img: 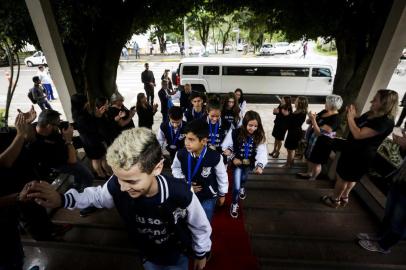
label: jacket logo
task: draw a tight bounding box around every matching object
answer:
[173,208,187,224]
[201,167,211,178]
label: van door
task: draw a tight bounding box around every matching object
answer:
[202,65,221,92]
[306,67,333,96]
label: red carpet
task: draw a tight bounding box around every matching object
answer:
[204,169,260,270]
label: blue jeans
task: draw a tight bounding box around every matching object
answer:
[200,197,217,222]
[56,162,94,191]
[232,166,250,204]
[37,100,52,111]
[143,254,188,270]
[378,186,406,250]
[42,83,55,100]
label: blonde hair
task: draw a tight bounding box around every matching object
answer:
[372,89,399,119]
[106,128,162,173]
[295,96,309,114]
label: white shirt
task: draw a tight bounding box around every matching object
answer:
[37,69,52,84]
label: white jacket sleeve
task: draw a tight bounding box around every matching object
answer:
[63,181,115,210]
[156,128,166,148]
[215,156,228,196]
[221,129,234,152]
[171,153,185,179]
[187,193,212,258]
[255,143,268,168]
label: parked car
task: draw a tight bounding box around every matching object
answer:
[259,43,272,55]
[237,43,247,51]
[24,51,47,67]
[268,42,293,55]
[290,42,302,53]
[166,43,180,54]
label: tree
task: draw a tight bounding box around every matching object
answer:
[49,0,201,105]
[218,13,237,54]
[187,7,220,48]
[0,0,37,127]
[237,0,394,106]
[150,17,184,53]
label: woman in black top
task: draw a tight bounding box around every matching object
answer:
[136,93,158,129]
[322,89,398,208]
[270,96,292,158]
[222,92,241,129]
[297,94,342,180]
[283,96,309,167]
[107,93,135,134]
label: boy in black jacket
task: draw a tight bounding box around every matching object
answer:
[157,106,186,161]
[171,120,228,222]
[28,128,211,270]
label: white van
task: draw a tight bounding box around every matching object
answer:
[175,58,334,96]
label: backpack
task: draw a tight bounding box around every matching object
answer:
[28,88,37,104]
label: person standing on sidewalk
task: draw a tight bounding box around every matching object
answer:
[37,65,56,101]
[30,76,52,111]
[141,63,156,105]
[133,41,140,59]
[395,92,406,127]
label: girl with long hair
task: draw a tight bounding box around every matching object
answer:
[270,96,292,158]
[222,110,268,218]
[222,92,241,129]
[283,96,309,167]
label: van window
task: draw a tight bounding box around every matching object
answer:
[182,66,199,75]
[203,66,219,75]
[222,66,309,77]
[312,68,331,77]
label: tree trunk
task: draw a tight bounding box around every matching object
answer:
[3,41,20,127]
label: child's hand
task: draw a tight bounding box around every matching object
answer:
[217,196,225,206]
[193,257,207,270]
[223,149,232,156]
[254,166,263,175]
[192,182,202,193]
[233,158,242,166]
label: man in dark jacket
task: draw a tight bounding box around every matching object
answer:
[141,63,156,105]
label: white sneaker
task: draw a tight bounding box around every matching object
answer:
[358,240,390,254]
[356,233,380,241]
[230,203,239,218]
[239,188,246,200]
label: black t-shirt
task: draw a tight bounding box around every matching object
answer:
[346,113,394,154]
[25,126,69,177]
[316,110,339,131]
[137,104,155,129]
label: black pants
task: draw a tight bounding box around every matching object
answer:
[144,87,154,106]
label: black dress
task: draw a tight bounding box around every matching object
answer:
[336,113,394,182]
[305,110,339,164]
[284,112,306,150]
[137,104,155,129]
[272,105,292,141]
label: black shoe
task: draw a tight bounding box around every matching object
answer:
[80,206,97,217]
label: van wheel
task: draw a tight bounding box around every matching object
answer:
[286,50,291,55]
[26,61,33,67]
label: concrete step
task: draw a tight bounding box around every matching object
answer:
[23,243,142,270]
[244,207,377,238]
[250,234,406,267]
[246,177,333,189]
[242,188,365,212]
[51,208,125,230]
